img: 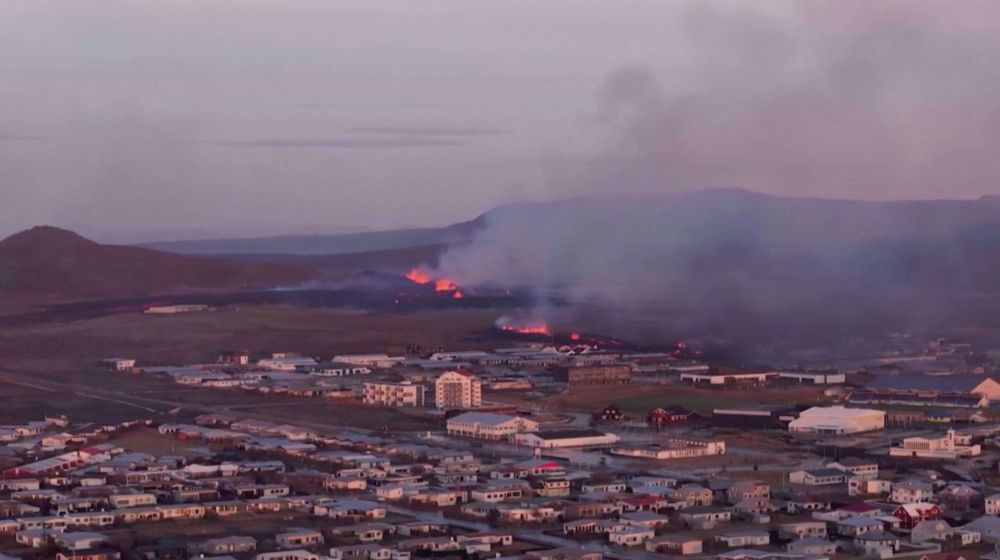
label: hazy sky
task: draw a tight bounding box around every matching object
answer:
[2,1,1000,242]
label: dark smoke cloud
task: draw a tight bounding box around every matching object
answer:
[547,2,1000,201]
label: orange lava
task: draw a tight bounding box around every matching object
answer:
[500,323,552,336]
[434,278,458,292]
[405,268,432,284]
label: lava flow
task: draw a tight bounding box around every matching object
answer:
[405,268,432,285]
[495,316,552,336]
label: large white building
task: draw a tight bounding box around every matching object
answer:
[889,429,981,459]
[512,430,620,449]
[434,370,482,410]
[446,412,539,440]
[332,354,404,369]
[788,406,885,434]
[362,381,425,407]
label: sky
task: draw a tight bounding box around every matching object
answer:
[2,1,1000,242]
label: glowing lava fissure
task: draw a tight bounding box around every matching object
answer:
[495,316,552,336]
[405,268,432,285]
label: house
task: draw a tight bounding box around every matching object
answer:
[680,506,732,529]
[98,358,135,372]
[446,412,539,440]
[892,479,934,504]
[912,520,955,544]
[595,405,623,423]
[788,406,886,434]
[309,362,372,377]
[854,530,900,556]
[513,430,619,449]
[716,531,770,548]
[827,457,879,479]
[894,502,942,529]
[276,528,325,549]
[728,481,770,504]
[987,494,1000,515]
[256,551,320,560]
[836,516,883,536]
[646,535,703,555]
[670,485,713,507]
[525,548,603,560]
[788,468,848,486]
[196,536,258,555]
[646,406,699,427]
[964,516,1000,543]
[434,370,482,409]
[55,549,121,560]
[937,484,982,513]
[786,537,836,556]
[55,532,109,552]
[608,527,654,547]
[778,521,828,540]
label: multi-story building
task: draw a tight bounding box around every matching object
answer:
[434,370,482,410]
[363,381,425,407]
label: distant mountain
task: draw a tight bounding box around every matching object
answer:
[142,217,484,256]
[433,188,1000,343]
[0,226,311,299]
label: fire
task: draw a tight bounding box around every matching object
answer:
[405,268,432,285]
[434,278,458,292]
[452,290,464,299]
[569,332,581,341]
[501,323,551,336]
[496,316,551,336]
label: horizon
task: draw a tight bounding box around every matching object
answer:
[6,186,1000,245]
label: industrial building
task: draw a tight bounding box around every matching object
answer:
[889,429,982,459]
[787,406,885,434]
[555,365,632,387]
[512,430,619,449]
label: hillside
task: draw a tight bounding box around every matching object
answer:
[0,226,312,299]
[142,216,484,256]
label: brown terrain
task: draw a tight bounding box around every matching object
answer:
[0,226,312,299]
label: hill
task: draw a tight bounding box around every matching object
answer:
[141,216,484,256]
[433,189,1000,343]
[0,226,312,299]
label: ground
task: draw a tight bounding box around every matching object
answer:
[0,304,506,427]
[545,382,831,415]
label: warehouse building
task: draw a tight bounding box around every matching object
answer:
[788,406,885,434]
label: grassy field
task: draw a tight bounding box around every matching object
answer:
[0,304,505,370]
[548,382,831,415]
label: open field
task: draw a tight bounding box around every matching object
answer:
[0,304,506,370]
[547,382,832,415]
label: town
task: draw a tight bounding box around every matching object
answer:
[3,333,1000,560]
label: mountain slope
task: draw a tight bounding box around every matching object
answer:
[0,226,312,298]
[142,216,484,256]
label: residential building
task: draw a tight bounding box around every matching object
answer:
[363,382,425,407]
[434,370,482,410]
